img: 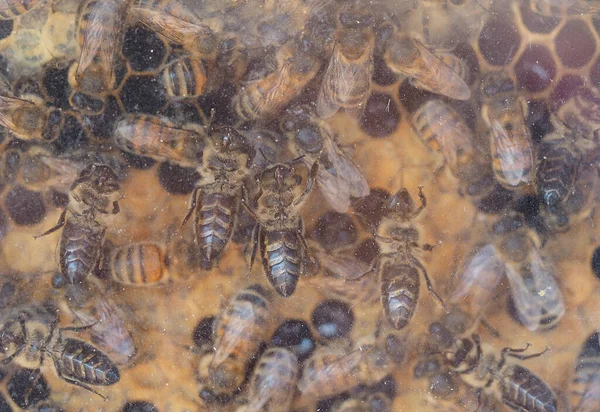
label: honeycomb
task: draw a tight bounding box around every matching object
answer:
[0,0,597,411]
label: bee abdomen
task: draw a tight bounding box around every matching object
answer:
[381,263,420,330]
[0,0,41,19]
[58,338,120,386]
[60,219,105,284]
[537,142,577,208]
[110,243,166,285]
[501,365,557,412]
[161,56,207,98]
[195,192,238,268]
[262,230,301,298]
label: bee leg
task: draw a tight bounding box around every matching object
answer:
[410,186,427,219]
[60,322,99,333]
[246,225,260,277]
[297,218,315,268]
[240,192,260,222]
[33,209,67,239]
[410,256,448,313]
[344,257,379,281]
[111,200,120,214]
[293,158,319,206]
[58,374,107,400]
[181,186,201,229]
[422,240,442,251]
[500,343,549,363]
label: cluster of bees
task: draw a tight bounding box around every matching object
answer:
[0,0,598,410]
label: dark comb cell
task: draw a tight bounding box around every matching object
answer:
[372,55,398,86]
[159,101,205,126]
[120,75,167,114]
[429,372,457,399]
[81,96,122,140]
[51,114,88,155]
[42,60,71,109]
[520,3,561,33]
[478,18,521,66]
[397,80,437,113]
[352,188,391,229]
[354,238,379,264]
[359,93,400,137]
[452,43,479,85]
[123,26,167,73]
[0,393,10,412]
[122,401,158,412]
[312,299,354,340]
[550,75,584,111]
[5,186,46,226]
[312,212,357,251]
[192,316,216,352]
[198,83,237,125]
[591,246,600,280]
[514,44,556,92]
[590,56,600,88]
[13,77,42,97]
[527,100,553,144]
[593,17,600,36]
[385,333,406,365]
[0,19,13,40]
[271,319,315,362]
[555,20,596,69]
[7,369,50,408]
[157,162,199,195]
[121,151,156,170]
[473,184,514,215]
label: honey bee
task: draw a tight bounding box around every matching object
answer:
[233,40,321,122]
[491,213,565,331]
[571,332,600,412]
[344,187,446,330]
[297,337,393,400]
[316,8,374,119]
[384,33,470,100]
[114,115,205,167]
[0,0,43,19]
[129,0,218,56]
[331,392,393,412]
[280,104,369,213]
[480,72,535,189]
[431,326,557,412]
[63,280,136,365]
[67,61,111,115]
[237,347,298,412]
[0,305,120,398]
[75,0,131,86]
[109,242,168,286]
[243,159,319,298]
[35,164,122,285]
[530,0,600,16]
[160,55,208,99]
[412,100,478,181]
[0,93,64,142]
[555,86,600,143]
[203,284,274,400]
[411,51,472,95]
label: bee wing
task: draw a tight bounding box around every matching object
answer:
[253,63,293,119]
[529,250,565,320]
[504,263,541,331]
[316,250,372,281]
[316,47,343,119]
[575,368,600,412]
[212,304,260,367]
[0,95,35,132]
[317,135,369,213]
[410,41,471,100]
[129,7,209,45]
[490,120,534,186]
[448,244,505,307]
[38,155,85,192]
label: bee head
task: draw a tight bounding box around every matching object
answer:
[387,188,415,220]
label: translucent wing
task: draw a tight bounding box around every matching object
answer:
[504,263,541,331]
[212,303,259,367]
[490,120,535,186]
[0,95,35,132]
[129,7,211,45]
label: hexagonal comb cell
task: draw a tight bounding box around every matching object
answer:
[555,19,596,68]
[478,16,521,66]
[514,44,556,92]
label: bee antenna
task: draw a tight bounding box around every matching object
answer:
[290,154,306,165]
[258,148,271,163]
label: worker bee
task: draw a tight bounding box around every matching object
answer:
[492,213,565,331]
[129,0,218,56]
[432,326,557,412]
[480,72,535,189]
[0,93,64,142]
[412,99,478,181]
[571,332,600,412]
[202,284,274,401]
[280,104,369,213]
[75,0,131,86]
[297,337,393,400]
[331,392,393,412]
[0,0,43,19]
[109,242,168,286]
[63,280,136,365]
[243,158,319,298]
[160,55,208,99]
[114,114,205,167]
[233,40,321,122]
[384,33,471,100]
[344,187,446,330]
[0,305,120,398]
[316,7,374,119]
[529,0,600,16]
[237,347,298,412]
[411,51,472,94]
[35,164,122,285]
[555,86,600,143]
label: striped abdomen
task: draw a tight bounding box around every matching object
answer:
[537,138,577,208]
[110,243,166,285]
[380,263,420,330]
[194,191,239,269]
[59,216,105,284]
[0,0,41,19]
[500,365,557,412]
[298,349,363,399]
[261,230,302,298]
[161,56,207,98]
[56,338,120,386]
